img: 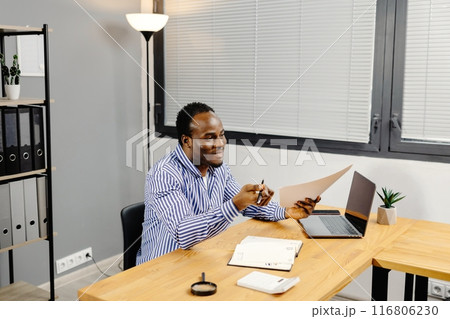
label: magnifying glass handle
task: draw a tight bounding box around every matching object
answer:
[202,272,205,282]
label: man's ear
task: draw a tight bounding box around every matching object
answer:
[182,135,191,148]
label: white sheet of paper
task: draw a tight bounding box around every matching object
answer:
[240,236,303,255]
[279,165,352,207]
[17,35,45,76]
[230,242,297,264]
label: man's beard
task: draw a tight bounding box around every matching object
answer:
[208,161,223,168]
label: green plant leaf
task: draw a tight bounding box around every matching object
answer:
[377,187,405,208]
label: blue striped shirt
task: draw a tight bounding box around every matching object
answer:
[136,144,286,264]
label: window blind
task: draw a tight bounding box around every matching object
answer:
[163,0,376,143]
[402,0,450,143]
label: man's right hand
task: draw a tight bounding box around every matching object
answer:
[232,184,274,211]
[285,196,321,219]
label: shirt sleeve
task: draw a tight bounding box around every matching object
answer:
[241,202,286,221]
[148,169,240,250]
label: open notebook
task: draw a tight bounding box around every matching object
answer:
[227,236,303,271]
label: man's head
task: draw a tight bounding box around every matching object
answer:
[176,102,227,171]
[176,102,215,145]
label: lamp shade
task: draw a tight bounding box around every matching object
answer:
[126,13,169,32]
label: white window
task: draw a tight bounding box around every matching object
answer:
[401,0,450,143]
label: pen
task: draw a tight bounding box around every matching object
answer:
[256,179,264,204]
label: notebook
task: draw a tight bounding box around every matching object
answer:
[227,236,303,271]
[299,171,376,238]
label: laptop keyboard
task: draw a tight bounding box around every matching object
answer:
[320,216,360,235]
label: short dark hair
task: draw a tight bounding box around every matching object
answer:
[176,102,215,145]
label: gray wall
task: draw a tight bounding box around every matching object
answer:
[1,0,145,286]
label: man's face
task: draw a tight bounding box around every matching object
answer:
[189,111,227,168]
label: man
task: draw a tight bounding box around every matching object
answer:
[136,102,319,264]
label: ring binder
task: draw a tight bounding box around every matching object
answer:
[30,106,45,170]
[24,177,40,241]
[18,107,33,173]
[9,180,26,245]
[0,108,6,176]
[36,175,48,238]
[0,183,13,248]
[2,108,21,175]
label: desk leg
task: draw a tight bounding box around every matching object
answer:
[415,275,428,301]
[404,273,414,301]
[372,266,390,301]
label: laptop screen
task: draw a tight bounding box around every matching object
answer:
[344,171,376,235]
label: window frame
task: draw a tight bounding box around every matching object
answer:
[153,0,450,164]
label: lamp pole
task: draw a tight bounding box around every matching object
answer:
[126,13,168,172]
[141,31,154,171]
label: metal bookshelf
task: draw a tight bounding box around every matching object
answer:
[0,24,55,301]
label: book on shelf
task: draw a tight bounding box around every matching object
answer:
[227,235,303,271]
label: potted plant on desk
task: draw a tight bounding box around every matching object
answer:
[377,187,405,225]
[0,53,21,100]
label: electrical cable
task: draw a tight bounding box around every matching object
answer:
[86,253,113,278]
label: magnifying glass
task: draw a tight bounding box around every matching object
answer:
[191,272,217,296]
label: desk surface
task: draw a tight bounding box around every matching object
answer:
[373,220,450,281]
[79,207,416,301]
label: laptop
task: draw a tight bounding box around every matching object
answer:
[299,171,376,238]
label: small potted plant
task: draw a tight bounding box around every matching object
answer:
[0,53,21,100]
[377,187,405,225]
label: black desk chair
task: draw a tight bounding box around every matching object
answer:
[120,202,145,270]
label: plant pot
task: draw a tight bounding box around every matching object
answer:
[5,84,20,100]
[377,206,397,225]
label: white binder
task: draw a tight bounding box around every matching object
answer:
[9,180,26,245]
[0,183,13,248]
[36,176,48,237]
[23,177,40,241]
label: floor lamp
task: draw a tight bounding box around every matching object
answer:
[126,13,168,171]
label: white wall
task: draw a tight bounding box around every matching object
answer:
[226,145,450,224]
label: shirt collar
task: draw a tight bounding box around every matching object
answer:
[174,144,217,178]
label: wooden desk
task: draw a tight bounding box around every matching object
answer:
[78,208,415,301]
[372,220,450,301]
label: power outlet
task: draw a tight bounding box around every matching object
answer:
[55,258,67,274]
[79,247,93,264]
[56,247,93,274]
[428,279,450,300]
[430,282,444,298]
